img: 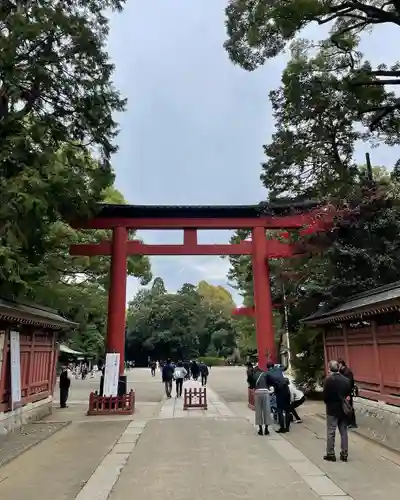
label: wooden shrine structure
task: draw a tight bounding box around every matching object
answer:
[70,201,339,396]
[0,298,76,433]
[304,281,400,406]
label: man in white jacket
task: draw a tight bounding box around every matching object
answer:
[173,361,187,397]
[289,381,305,423]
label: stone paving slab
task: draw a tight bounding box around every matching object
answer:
[109,417,320,500]
[0,420,128,500]
[74,420,148,500]
[0,421,69,468]
[283,414,400,500]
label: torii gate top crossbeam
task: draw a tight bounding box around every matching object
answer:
[73,201,322,230]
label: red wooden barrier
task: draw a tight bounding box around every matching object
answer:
[183,387,207,410]
[325,323,400,406]
[87,390,135,416]
[248,388,255,410]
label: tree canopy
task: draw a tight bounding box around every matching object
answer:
[0,1,151,358]
[225,0,400,71]
[126,279,238,365]
[224,1,400,130]
[224,3,400,384]
[1,0,126,296]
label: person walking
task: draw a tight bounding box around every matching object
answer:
[173,361,187,397]
[289,380,305,423]
[246,362,254,387]
[199,362,209,386]
[265,362,291,433]
[183,360,190,380]
[338,358,357,428]
[150,360,157,377]
[162,359,175,398]
[251,366,273,435]
[59,364,72,408]
[323,360,352,462]
[190,360,200,381]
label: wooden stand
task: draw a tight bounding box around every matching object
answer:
[87,390,135,416]
[183,387,207,410]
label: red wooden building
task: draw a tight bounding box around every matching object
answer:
[0,298,76,433]
[304,281,400,406]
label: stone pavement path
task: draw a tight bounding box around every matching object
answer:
[0,420,128,500]
[1,369,400,500]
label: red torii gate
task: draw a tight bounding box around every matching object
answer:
[70,202,337,386]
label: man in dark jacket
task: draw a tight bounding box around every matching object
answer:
[199,362,209,386]
[190,360,200,381]
[246,362,254,387]
[338,358,357,428]
[265,362,291,433]
[323,360,351,462]
[162,359,174,398]
[59,365,72,408]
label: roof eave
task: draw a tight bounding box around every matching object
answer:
[0,309,78,330]
[304,301,400,326]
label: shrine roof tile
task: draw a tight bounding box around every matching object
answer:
[303,281,400,325]
[93,200,320,219]
[0,298,77,330]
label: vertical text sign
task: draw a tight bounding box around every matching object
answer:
[10,330,22,409]
[103,353,120,397]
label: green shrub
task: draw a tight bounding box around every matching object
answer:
[198,356,226,366]
[291,326,325,392]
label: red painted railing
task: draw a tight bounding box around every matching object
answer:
[87,390,135,416]
[183,387,207,410]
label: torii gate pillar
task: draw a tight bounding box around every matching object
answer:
[107,226,127,376]
[252,226,276,368]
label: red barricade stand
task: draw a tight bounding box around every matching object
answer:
[183,387,208,410]
[87,389,135,416]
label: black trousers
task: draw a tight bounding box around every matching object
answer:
[151,368,156,376]
[60,386,69,408]
[164,379,173,397]
[201,374,208,386]
[176,378,183,396]
[291,396,305,420]
[348,394,357,426]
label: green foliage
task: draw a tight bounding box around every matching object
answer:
[0,0,126,296]
[262,42,393,200]
[224,0,400,71]
[291,326,325,391]
[0,1,152,357]
[126,279,238,364]
[224,14,400,385]
[198,356,226,367]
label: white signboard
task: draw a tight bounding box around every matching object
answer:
[10,330,22,408]
[103,353,120,397]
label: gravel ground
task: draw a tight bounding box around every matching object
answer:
[0,421,69,468]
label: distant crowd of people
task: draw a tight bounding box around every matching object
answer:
[247,357,357,462]
[149,359,210,398]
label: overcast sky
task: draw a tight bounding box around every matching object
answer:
[107,1,399,305]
